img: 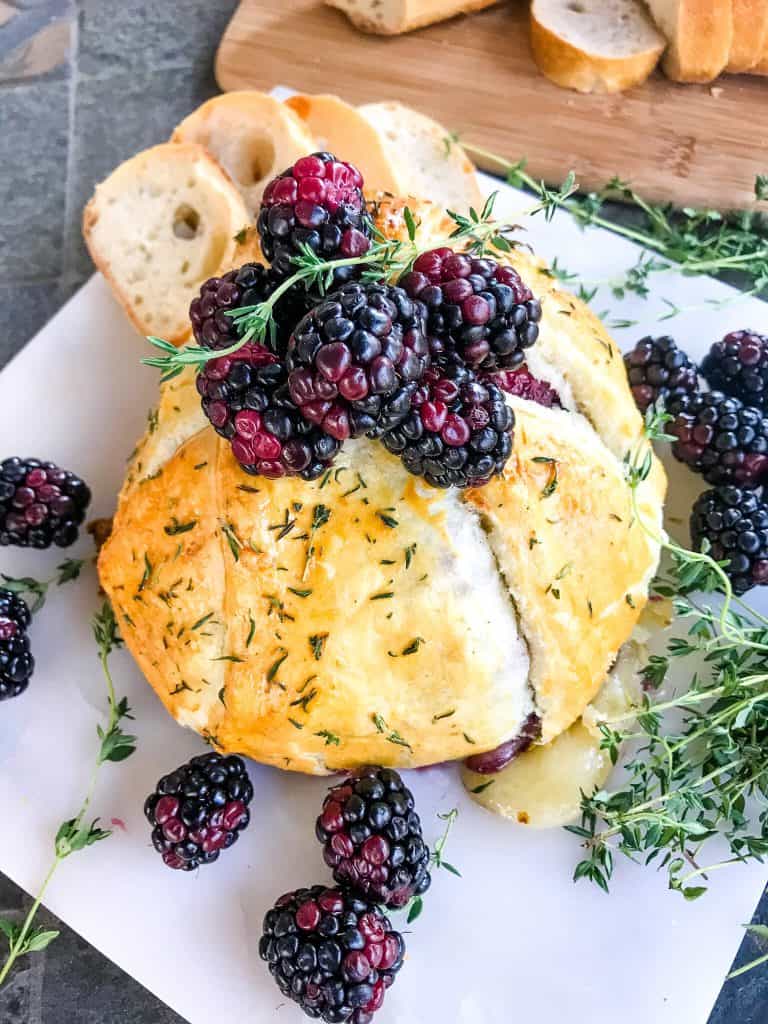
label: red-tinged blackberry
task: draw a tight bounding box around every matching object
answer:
[701,330,768,412]
[491,366,562,408]
[144,752,253,871]
[690,486,768,595]
[258,153,372,281]
[0,589,34,702]
[623,335,699,413]
[382,364,514,489]
[260,885,404,1023]
[668,391,768,488]
[0,458,91,549]
[286,282,430,441]
[399,249,542,371]
[465,712,542,774]
[197,343,341,480]
[316,766,431,910]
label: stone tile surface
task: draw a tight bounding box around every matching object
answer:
[0,81,69,279]
[0,281,65,370]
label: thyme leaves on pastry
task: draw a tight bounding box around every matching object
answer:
[308,633,328,661]
[0,602,135,986]
[302,504,332,581]
[567,408,768,906]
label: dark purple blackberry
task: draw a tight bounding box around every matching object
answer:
[197,343,341,480]
[690,486,768,595]
[668,391,768,488]
[0,458,91,549]
[258,153,372,281]
[316,766,431,910]
[286,281,430,441]
[144,752,253,871]
[0,589,34,702]
[399,248,541,371]
[623,335,699,413]
[382,364,514,489]
[260,885,404,1023]
[189,262,315,358]
[701,330,768,412]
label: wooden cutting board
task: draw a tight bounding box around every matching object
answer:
[216,0,768,210]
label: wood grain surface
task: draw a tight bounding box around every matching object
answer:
[216,0,768,210]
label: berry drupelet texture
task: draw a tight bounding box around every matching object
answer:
[399,249,541,371]
[0,458,91,549]
[287,282,430,441]
[382,364,514,488]
[623,335,699,414]
[0,589,34,702]
[144,752,253,871]
[316,766,431,910]
[690,486,768,595]
[258,153,372,280]
[197,343,341,480]
[668,391,768,488]
[701,330,768,412]
[260,885,405,1024]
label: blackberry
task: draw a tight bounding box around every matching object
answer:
[258,153,372,281]
[382,364,514,489]
[668,391,768,488]
[260,885,404,1023]
[399,248,542,371]
[287,282,430,440]
[701,330,768,412]
[189,262,315,358]
[197,343,341,480]
[144,752,253,871]
[0,458,91,549]
[690,486,768,595]
[492,366,562,408]
[316,766,431,909]
[624,335,699,413]
[0,589,34,702]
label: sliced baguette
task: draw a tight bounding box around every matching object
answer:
[83,143,249,343]
[748,11,768,72]
[645,0,733,83]
[284,94,405,195]
[172,92,316,217]
[325,0,498,35]
[530,0,665,94]
[358,101,483,212]
[727,0,768,72]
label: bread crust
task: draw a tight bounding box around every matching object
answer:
[648,0,733,83]
[325,0,499,35]
[727,0,768,72]
[530,11,664,94]
[98,198,666,774]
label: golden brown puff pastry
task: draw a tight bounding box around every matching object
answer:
[98,198,666,774]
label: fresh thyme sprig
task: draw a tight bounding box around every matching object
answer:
[567,409,768,902]
[0,601,136,986]
[1,558,86,613]
[406,808,461,924]
[142,197,518,381]
[455,138,768,301]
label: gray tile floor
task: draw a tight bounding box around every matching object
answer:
[0,1,766,1021]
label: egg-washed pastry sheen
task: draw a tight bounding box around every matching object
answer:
[98,197,666,774]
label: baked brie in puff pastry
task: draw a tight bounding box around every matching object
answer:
[98,197,666,774]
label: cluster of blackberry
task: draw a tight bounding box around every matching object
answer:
[190,151,554,490]
[624,330,768,593]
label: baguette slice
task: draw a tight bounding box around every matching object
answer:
[358,101,483,212]
[727,0,768,72]
[172,92,316,217]
[284,94,405,195]
[530,0,665,94]
[748,9,768,72]
[325,0,498,35]
[645,0,733,83]
[83,143,249,343]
